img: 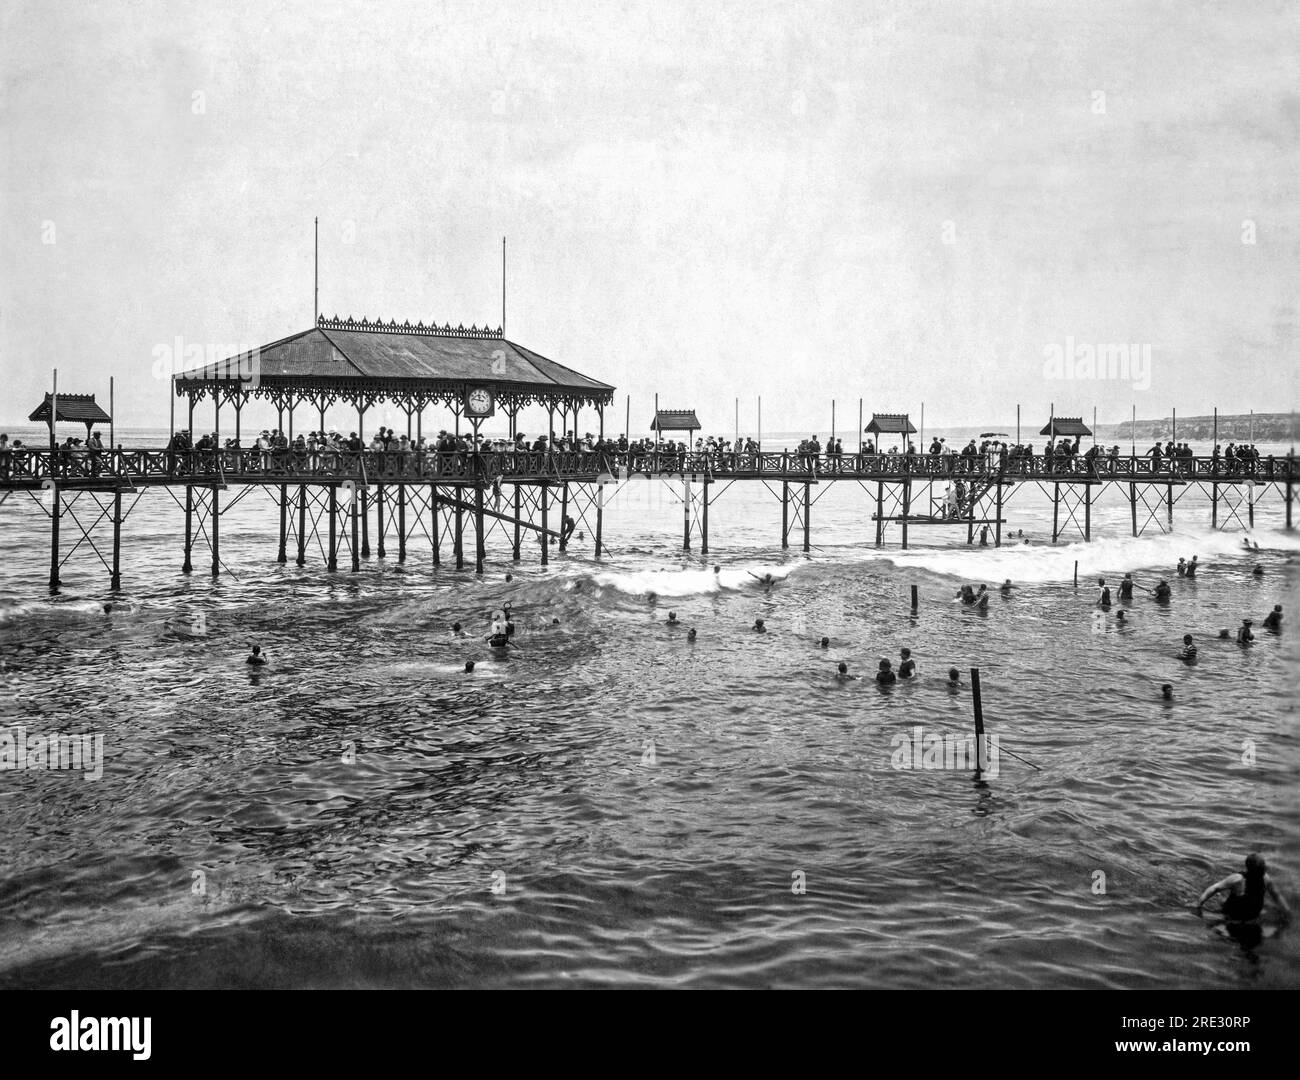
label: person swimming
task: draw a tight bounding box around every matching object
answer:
[1153,580,1171,601]
[1176,558,1187,578]
[246,644,267,666]
[1252,564,1264,576]
[1196,853,1291,924]
[1118,574,1134,600]
[505,573,514,582]
[753,618,766,632]
[974,585,989,611]
[1161,683,1173,700]
[667,611,680,625]
[1242,534,1260,552]
[835,661,857,681]
[875,659,896,685]
[1236,619,1254,645]
[1116,610,1128,625]
[1096,578,1111,608]
[1181,633,1197,661]
[1262,605,1282,631]
[1218,628,1231,639]
[452,622,466,637]
[898,648,915,678]
[464,660,476,673]
[999,579,1013,594]
[947,667,961,685]
[1185,555,1198,579]
[687,627,697,642]
[820,636,830,648]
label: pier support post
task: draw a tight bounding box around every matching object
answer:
[296,484,307,566]
[351,485,360,573]
[376,483,386,558]
[540,482,549,566]
[701,479,709,555]
[875,481,884,547]
[1211,482,1218,530]
[360,489,370,558]
[210,486,220,577]
[475,483,486,574]
[327,484,337,571]
[802,481,810,553]
[561,481,570,553]
[1287,482,1294,531]
[1129,482,1138,537]
[596,486,605,559]
[1084,482,1092,541]
[49,486,60,592]
[1051,482,1060,543]
[781,481,789,549]
[683,475,691,551]
[1166,484,1173,532]
[183,485,193,573]
[111,489,122,590]
[277,484,288,563]
[455,486,464,569]
[431,485,441,567]
[994,482,1003,547]
[1248,481,1255,529]
[398,484,407,562]
[513,485,522,561]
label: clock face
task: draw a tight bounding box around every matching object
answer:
[466,387,494,416]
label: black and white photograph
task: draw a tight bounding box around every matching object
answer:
[0,0,1296,1039]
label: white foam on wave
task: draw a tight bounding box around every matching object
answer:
[586,563,795,597]
[840,526,1300,584]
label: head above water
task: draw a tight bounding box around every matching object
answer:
[900,648,911,658]
[250,645,262,656]
[453,622,462,632]
[754,618,765,630]
[948,667,960,682]
[687,628,697,640]
[879,658,892,670]
[1245,852,1267,877]
[668,611,677,621]
[1161,683,1173,698]
[837,662,847,674]
[1183,634,1193,644]
[464,660,475,673]
[820,637,829,647]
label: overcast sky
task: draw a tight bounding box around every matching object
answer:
[2,0,1296,435]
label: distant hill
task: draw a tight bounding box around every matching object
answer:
[1097,413,1297,443]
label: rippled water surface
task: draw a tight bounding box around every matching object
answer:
[1,434,1297,988]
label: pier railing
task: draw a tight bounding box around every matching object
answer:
[0,446,1295,487]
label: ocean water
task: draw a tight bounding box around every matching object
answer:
[0,430,1297,988]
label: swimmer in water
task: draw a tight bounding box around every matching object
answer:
[505,573,513,582]
[875,659,896,686]
[1176,558,1187,578]
[1153,579,1172,601]
[974,585,989,611]
[464,660,476,673]
[647,591,657,604]
[1185,555,1198,579]
[667,611,679,625]
[1116,610,1128,626]
[898,648,915,678]
[1196,853,1290,925]
[551,617,560,626]
[753,618,766,632]
[1118,574,1135,601]
[1262,605,1282,631]
[686,627,697,642]
[959,585,976,605]
[820,636,829,648]
[999,579,1013,594]
[835,661,857,682]
[947,667,961,685]
[1236,619,1254,645]
[1180,634,1197,661]
[1161,683,1173,700]
[1218,628,1231,640]
[103,603,112,614]
[246,645,267,666]
[452,622,466,637]
[1252,564,1264,577]
[1242,535,1260,552]
[1096,578,1112,609]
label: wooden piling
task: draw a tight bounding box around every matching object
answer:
[1129,482,1138,537]
[431,485,441,566]
[700,478,709,555]
[360,488,370,557]
[901,479,911,550]
[277,483,288,563]
[802,481,810,553]
[351,484,360,572]
[875,480,884,547]
[1084,481,1092,541]
[540,481,549,566]
[683,474,691,551]
[183,485,193,573]
[455,486,464,569]
[475,483,486,574]
[781,480,789,549]
[376,483,386,558]
[111,489,122,590]
[970,666,986,779]
[911,584,918,611]
[210,486,220,577]
[994,481,1003,547]
[595,486,605,559]
[1052,482,1060,543]
[48,485,60,592]
[1211,482,1218,529]
[398,484,407,562]
[327,484,337,571]
[512,484,522,561]
[561,480,570,552]
[296,484,307,566]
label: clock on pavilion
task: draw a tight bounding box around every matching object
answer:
[464,385,495,418]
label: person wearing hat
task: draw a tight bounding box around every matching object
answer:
[1236,619,1255,645]
[1196,853,1290,924]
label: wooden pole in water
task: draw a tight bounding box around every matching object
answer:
[475,483,486,574]
[183,485,193,572]
[110,489,122,590]
[758,396,762,448]
[911,584,918,611]
[398,484,407,561]
[561,481,570,552]
[1016,403,1020,446]
[701,478,709,555]
[376,483,386,558]
[994,481,1003,547]
[831,399,836,442]
[540,481,549,566]
[970,667,986,779]
[595,484,604,559]
[683,474,691,550]
[351,484,360,572]
[431,485,441,566]
[278,483,288,562]
[360,487,370,558]
[875,480,883,547]
[454,485,464,568]
[210,486,220,577]
[512,484,521,560]
[1129,482,1138,537]
[781,478,789,548]
[327,484,337,570]
[901,477,911,550]
[296,484,307,565]
[1052,482,1060,542]
[1084,481,1092,541]
[1073,560,1078,586]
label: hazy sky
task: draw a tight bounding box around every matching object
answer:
[2,0,1296,435]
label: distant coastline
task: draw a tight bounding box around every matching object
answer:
[1095,413,1297,444]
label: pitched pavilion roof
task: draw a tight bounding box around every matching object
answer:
[650,409,701,432]
[865,413,916,434]
[1040,417,1092,436]
[174,316,613,398]
[28,393,112,425]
